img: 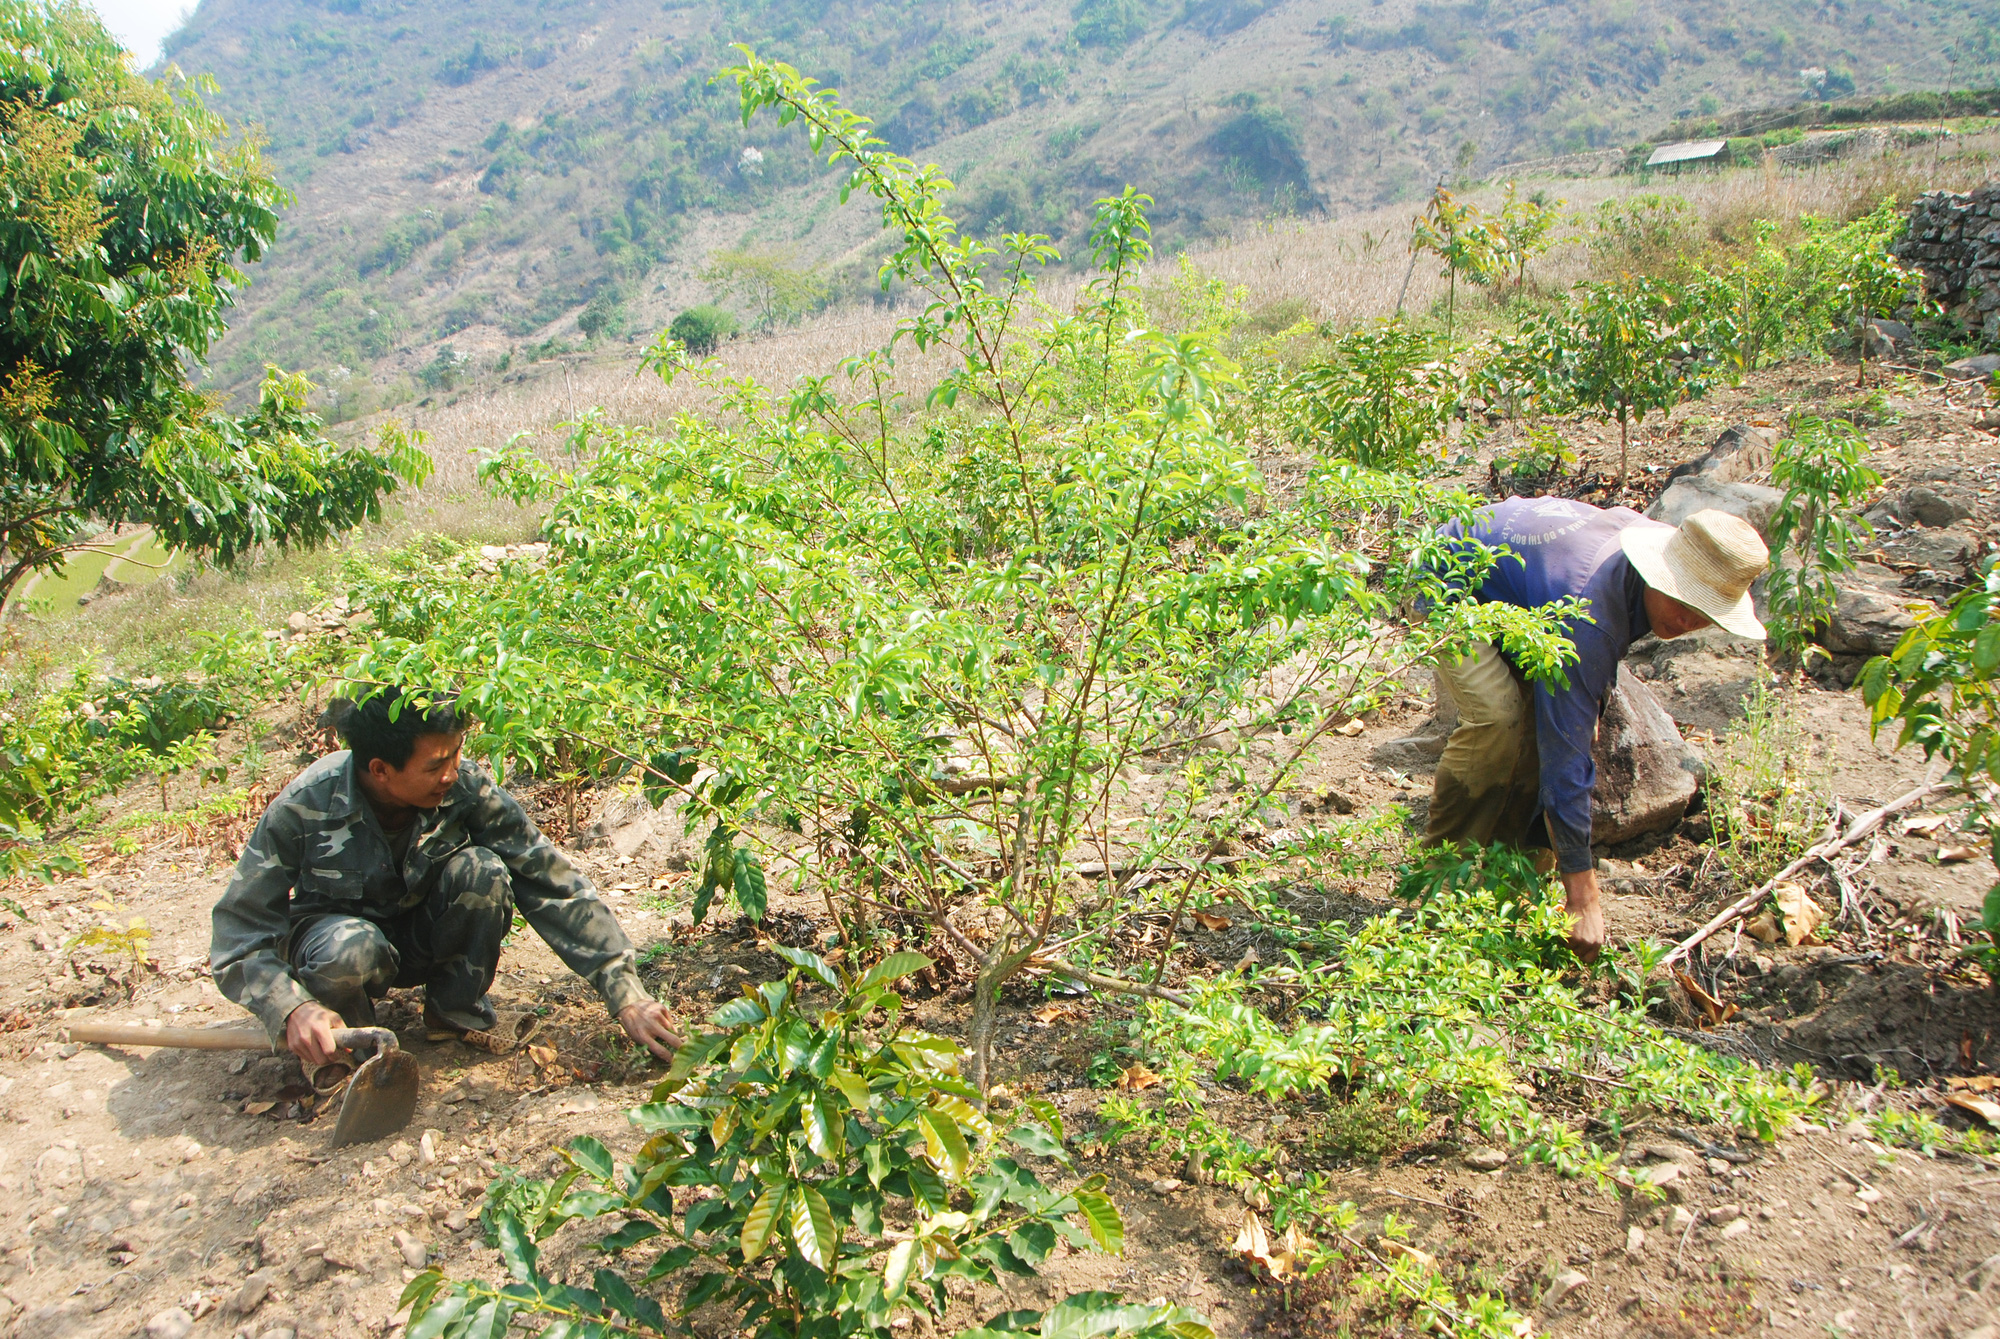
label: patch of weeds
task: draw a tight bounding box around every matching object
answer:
[1705,673,1833,888]
[1300,1093,1425,1165]
[1832,388,1898,426]
[636,939,678,970]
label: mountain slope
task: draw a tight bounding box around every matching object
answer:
[163,0,1998,399]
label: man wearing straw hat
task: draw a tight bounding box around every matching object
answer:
[1423,500,1770,962]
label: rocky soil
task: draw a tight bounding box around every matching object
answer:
[5,361,2000,1339]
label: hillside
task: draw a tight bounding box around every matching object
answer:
[165,0,1998,403]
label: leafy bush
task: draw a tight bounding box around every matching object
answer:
[577,290,629,341]
[1282,325,1466,468]
[667,304,739,356]
[408,949,1210,1339]
[1763,415,1879,655]
[351,54,1580,1093]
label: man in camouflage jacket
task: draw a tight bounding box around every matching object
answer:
[210,688,682,1067]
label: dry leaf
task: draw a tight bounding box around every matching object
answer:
[526,1044,558,1068]
[1031,1005,1068,1025]
[1232,1209,1271,1262]
[1771,882,1823,946]
[1232,1210,1313,1279]
[1335,718,1366,737]
[1378,1237,1438,1273]
[1192,911,1232,931]
[1672,970,1738,1028]
[1904,814,1951,836]
[1742,912,1782,944]
[1117,1063,1162,1091]
[1938,844,1980,865]
[1944,1093,2000,1126]
[1948,1074,2000,1093]
[241,1100,275,1116]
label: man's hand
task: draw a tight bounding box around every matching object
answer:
[283,1000,344,1067]
[1559,868,1605,964]
[618,1001,685,1061]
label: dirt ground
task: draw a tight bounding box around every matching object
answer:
[8,361,2000,1339]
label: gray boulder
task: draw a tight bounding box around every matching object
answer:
[1591,665,1702,846]
[1877,525,1978,575]
[1863,319,1914,360]
[1864,483,1976,530]
[1370,669,1458,770]
[1944,353,2000,381]
[1820,566,1933,656]
[1645,474,1784,542]
[1662,423,1775,487]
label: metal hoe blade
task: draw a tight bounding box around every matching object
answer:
[328,1030,421,1147]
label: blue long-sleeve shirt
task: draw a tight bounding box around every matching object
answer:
[1438,497,1667,874]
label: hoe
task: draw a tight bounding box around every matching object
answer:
[64,1019,420,1146]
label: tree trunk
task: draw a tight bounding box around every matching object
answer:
[1617,415,1631,485]
[966,959,1005,1096]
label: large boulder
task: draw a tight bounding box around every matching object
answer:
[1943,353,2000,381]
[1865,482,1976,530]
[1661,423,1776,488]
[1590,665,1702,846]
[1820,565,1933,656]
[581,789,704,869]
[1645,474,1784,542]
[1863,319,1914,360]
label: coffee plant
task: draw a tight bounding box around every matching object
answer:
[407,948,1211,1339]
[1763,414,1880,656]
[349,52,1582,1092]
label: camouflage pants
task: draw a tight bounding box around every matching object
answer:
[1422,641,1548,854]
[288,846,511,1032]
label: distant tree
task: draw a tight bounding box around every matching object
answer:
[1562,277,1709,484]
[1409,186,1502,341]
[576,289,628,341]
[1072,0,1150,49]
[1492,181,1564,293]
[668,304,740,356]
[0,1,430,605]
[700,247,829,329]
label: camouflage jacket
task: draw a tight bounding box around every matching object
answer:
[211,751,648,1041]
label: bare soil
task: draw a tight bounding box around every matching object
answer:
[7,362,2000,1339]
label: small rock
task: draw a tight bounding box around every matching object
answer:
[1182,1149,1212,1185]
[145,1309,194,1339]
[1717,1217,1750,1240]
[1706,1157,1730,1176]
[1463,1147,1509,1171]
[1832,1309,1859,1329]
[231,1271,274,1315]
[1148,1178,1184,1195]
[419,1131,438,1164]
[1841,1119,1871,1138]
[1635,1161,1681,1189]
[393,1230,428,1268]
[285,612,311,633]
[1706,1203,1742,1221]
[444,1209,469,1233]
[256,1330,297,1339]
[1862,318,1912,359]
[1960,1326,1999,1339]
[290,1256,325,1286]
[1624,1225,1645,1256]
[1855,1187,1882,1204]
[1541,1268,1589,1310]
[1669,1206,1696,1232]
[389,1141,416,1167]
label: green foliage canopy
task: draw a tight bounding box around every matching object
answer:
[0,0,429,603]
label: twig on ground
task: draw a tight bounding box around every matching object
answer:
[1663,783,1943,970]
[1371,1186,1485,1222]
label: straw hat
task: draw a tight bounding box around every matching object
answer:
[1619,509,1770,640]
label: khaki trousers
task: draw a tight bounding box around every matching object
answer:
[1421,641,1548,854]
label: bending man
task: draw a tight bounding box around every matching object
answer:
[211,688,682,1066]
[1425,500,1770,961]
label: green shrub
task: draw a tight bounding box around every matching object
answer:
[668,303,739,356]
[408,949,1209,1339]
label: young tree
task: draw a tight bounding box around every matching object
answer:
[1764,415,1880,656]
[0,2,430,604]
[1562,277,1709,484]
[1409,186,1501,342]
[699,246,830,329]
[1492,181,1563,293]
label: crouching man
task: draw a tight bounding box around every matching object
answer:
[211,688,682,1067]
[1424,502,1770,962]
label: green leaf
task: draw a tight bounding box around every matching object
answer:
[741,1182,787,1262]
[804,1093,841,1158]
[919,1108,971,1181]
[565,1136,615,1181]
[1007,1123,1068,1162]
[857,951,934,990]
[830,1066,871,1110]
[1023,1096,1065,1144]
[1072,1190,1124,1255]
[790,1184,836,1270]
[882,1237,920,1302]
[593,1267,667,1330]
[597,1219,661,1253]
[405,1294,466,1339]
[496,1213,539,1282]
[769,941,840,987]
[733,846,768,921]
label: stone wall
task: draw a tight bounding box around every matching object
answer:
[1893,183,2000,344]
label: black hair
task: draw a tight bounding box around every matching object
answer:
[333,687,466,770]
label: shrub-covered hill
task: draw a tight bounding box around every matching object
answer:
[167,0,1996,395]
